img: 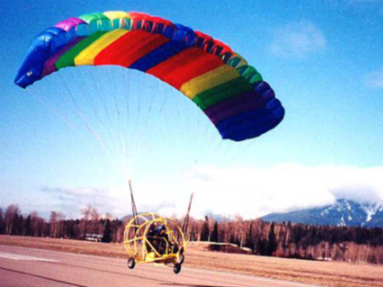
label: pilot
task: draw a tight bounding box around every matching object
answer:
[156,225,169,255]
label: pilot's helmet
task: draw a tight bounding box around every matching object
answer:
[157,225,166,233]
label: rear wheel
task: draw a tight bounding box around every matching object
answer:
[128,257,135,269]
[177,253,185,264]
[173,263,181,274]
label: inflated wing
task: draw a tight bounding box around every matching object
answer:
[15,11,285,141]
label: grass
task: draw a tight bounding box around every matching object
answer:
[1,235,382,287]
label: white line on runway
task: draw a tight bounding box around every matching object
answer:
[0,252,58,262]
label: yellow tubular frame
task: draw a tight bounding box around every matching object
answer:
[123,213,187,265]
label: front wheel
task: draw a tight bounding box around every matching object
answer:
[128,257,135,269]
[173,263,181,274]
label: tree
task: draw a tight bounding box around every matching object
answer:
[64,220,76,239]
[30,212,43,237]
[245,222,255,252]
[211,222,219,242]
[200,216,210,241]
[81,205,97,239]
[24,215,32,236]
[14,214,23,235]
[257,237,268,255]
[5,204,20,234]
[90,207,100,234]
[0,208,4,234]
[50,211,58,237]
[209,221,220,251]
[102,219,113,243]
[267,223,277,256]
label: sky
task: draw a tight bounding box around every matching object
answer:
[1,0,383,219]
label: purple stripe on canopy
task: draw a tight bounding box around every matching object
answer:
[207,95,263,124]
[55,17,86,32]
[42,37,85,76]
[206,91,258,118]
[205,88,275,125]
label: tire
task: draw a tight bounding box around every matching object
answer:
[177,253,185,264]
[128,257,135,269]
[173,263,181,274]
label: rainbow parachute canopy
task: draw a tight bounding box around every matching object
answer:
[15,11,285,141]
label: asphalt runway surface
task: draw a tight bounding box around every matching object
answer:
[0,245,320,287]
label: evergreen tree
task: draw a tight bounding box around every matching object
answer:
[25,215,32,236]
[65,220,76,239]
[0,208,4,234]
[200,216,210,241]
[229,234,236,244]
[102,219,113,243]
[12,214,23,235]
[257,237,267,255]
[210,221,220,251]
[267,223,277,256]
[211,222,219,242]
[245,222,255,252]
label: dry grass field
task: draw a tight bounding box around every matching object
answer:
[1,235,382,287]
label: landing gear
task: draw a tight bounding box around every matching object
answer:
[177,253,185,264]
[128,257,135,269]
[173,263,181,274]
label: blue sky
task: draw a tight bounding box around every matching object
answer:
[1,0,383,219]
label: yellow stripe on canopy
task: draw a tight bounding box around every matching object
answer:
[103,11,129,20]
[74,29,129,66]
[103,11,130,28]
[180,65,240,99]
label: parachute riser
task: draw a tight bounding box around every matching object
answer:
[128,180,139,232]
[180,192,193,242]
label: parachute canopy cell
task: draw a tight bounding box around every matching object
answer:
[14,11,285,141]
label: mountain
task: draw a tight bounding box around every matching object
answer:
[262,199,383,227]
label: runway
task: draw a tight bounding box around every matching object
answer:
[0,245,319,287]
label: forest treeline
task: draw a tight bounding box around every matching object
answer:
[1,204,383,264]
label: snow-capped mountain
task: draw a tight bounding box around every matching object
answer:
[262,199,383,227]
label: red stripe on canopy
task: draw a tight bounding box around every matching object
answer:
[94,30,169,67]
[147,48,225,89]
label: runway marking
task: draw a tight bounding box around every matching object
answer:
[0,252,57,262]
[0,267,87,287]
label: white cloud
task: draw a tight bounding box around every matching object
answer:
[41,164,383,220]
[268,21,326,59]
[364,69,383,88]
[190,164,383,218]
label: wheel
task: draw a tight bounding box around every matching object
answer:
[177,253,185,264]
[127,257,135,269]
[173,263,181,274]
